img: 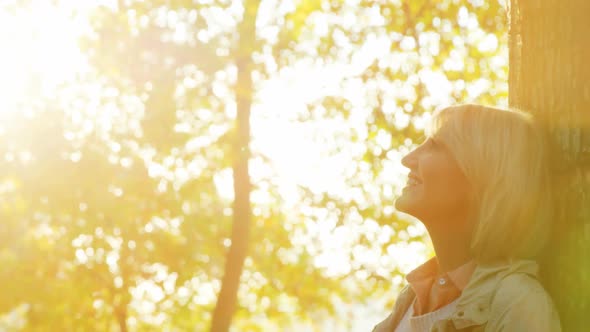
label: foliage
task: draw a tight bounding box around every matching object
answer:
[0,0,508,330]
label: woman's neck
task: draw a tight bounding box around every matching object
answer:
[426,218,474,273]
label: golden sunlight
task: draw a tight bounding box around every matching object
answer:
[0,2,86,114]
[0,0,525,330]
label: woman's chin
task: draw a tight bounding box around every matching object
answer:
[394,189,420,216]
[394,194,411,214]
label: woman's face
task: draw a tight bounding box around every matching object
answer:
[395,136,472,225]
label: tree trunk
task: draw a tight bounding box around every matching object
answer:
[115,307,128,332]
[509,0,590,330]
[209,1,260,331]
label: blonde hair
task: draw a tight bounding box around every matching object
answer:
[427,104,553,262]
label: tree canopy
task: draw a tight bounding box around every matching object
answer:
[0,0,508,330]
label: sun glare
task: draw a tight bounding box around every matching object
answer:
[0,0,432,286]
[0,2,87,114]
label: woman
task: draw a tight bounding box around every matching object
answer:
[372,104,561,332]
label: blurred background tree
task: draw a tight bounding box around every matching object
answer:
[509,0,590,330]
[0,0,508,330]
[209,0,258,331]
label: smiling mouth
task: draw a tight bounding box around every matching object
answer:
[406,174,422,187]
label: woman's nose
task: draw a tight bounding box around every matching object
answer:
[401,149,418,169]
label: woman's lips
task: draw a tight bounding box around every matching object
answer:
[403,181,421,191]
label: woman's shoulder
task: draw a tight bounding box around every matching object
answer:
[494,270,548,300]
[486,268,561,331]
[452,259,560,331]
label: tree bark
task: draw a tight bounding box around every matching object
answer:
[209,1,260,331]
[115,306,128,332]
[509,0,590,330]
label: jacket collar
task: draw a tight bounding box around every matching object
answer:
[449,258,540,329]
[372,258,540,332]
